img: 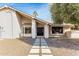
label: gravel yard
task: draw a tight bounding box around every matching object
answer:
[46,38,79,56]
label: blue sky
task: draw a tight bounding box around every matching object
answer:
[0,3,52,22]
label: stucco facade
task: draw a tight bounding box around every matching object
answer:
[0,5,70,39]
[0,7,21,39]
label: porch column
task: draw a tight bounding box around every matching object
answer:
[44,24,49,38]
[32,19,36,38]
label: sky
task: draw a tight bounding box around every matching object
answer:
[0,3,52,22]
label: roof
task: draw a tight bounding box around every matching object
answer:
[0,5,52,25]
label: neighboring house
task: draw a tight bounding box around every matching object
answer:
[0,5,71,39]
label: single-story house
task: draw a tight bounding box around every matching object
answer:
[0,5,72,39]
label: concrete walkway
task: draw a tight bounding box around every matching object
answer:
[28,37,52,56]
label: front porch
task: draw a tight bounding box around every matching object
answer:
[21,19,49,38]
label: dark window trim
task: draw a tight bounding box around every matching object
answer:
[24,27,31,34]
[52,26,63,34]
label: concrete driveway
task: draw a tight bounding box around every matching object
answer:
[28,37,53,56]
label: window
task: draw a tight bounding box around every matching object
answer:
[24,27,31,34]
[52,27,63,34]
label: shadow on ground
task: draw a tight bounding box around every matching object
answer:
[19,37,79,50]
[18,37,35,46]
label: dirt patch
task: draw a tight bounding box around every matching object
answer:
[0,38,34,56]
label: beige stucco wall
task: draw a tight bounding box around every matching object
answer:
[36,22,44,27]
[49,25,53,37]
[16,13,23,38]
[44,24,49,38]
[0,7,51,38]
[21,16,32,37]
[63,25,71,38]
[71,30,79,38]
[0,9,13,39]
[22,16,31,24]
[0,8,21,39]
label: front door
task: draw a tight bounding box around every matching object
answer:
[37,27,44,36]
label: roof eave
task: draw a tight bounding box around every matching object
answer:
[0,5,51,25]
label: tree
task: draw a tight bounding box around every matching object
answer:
[33,11,38,17]
[50,3,79,24]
